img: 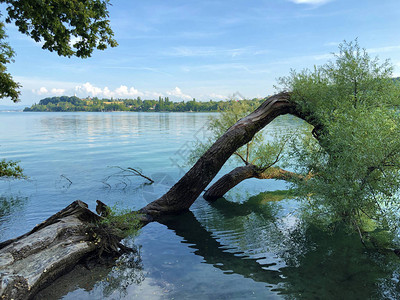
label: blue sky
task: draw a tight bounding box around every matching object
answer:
[5,0,400,105]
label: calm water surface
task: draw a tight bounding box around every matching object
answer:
[0,112,399,299]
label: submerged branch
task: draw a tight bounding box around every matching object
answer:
[103,166,154,188]
[127,167,154,184]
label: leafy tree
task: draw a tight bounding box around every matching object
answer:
[278,40,400,240]
[186,40,400,248]
[0,0,117,103]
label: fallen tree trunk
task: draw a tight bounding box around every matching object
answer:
[139,92,307,221]
[1,92,308,298]
[203,165,304,201]
[0,200,130,300]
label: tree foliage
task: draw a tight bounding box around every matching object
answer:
[0,0,117,102]
[0,21,20,102]
[0,159,25,178]
[279,40,400,235]
[2,0,117,58]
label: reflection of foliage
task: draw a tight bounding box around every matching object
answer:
[210,190,291,220]
[34,240,144,299]
[101,249,145,298]
[0,159,25,179]
[277,222,400,299]
[0,195,27,218]
[191,193,400,299]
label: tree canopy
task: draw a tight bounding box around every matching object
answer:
[278,41,400,236]
[0,0,117,102]
[185,41,400,246]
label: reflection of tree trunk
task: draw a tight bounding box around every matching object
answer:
[203,165,304,201]
[160,211,283,285]
[140,92,305,221]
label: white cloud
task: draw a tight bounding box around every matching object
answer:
[168,46,257,58]
[75,82,103,97]
[103,87,113,98]
[313,53,331,60]
[32,87,49,95]
[324,41,340,47]
[75,82,144,98]
[115,85,143,97]
[207,93,228,100]
[166,87,192,100]
[69,36,82,47]
[51,88,66,95]
[290,0,331,5]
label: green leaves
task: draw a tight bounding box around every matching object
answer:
[0,159,25,178]
[281,40,400,236]
[0,21,20,102]
[2,0,117,58]
[0,0,117,102]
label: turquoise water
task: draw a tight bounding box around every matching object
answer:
[0,112,399,299]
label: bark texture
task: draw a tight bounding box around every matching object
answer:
[140,92,302,220]
[203,165,303,201]
[0,200,123,300]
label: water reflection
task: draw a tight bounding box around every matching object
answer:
[30,195,400,299]
[161,211,283,286]
[0,194,27,218]
[35,244,144,300]
[162,193,400,299]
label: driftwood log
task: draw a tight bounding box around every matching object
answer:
[0,200,130,300]
[1,92,310,299]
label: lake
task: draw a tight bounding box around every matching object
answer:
[0,112,399,299]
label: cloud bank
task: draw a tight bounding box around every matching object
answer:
[31,82,225,101]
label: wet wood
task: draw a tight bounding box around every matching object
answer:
[0,201,107,300]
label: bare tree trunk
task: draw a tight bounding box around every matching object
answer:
[203,165,304,201]
[139,92,303,221]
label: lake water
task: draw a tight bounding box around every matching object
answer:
[0,112,399,299]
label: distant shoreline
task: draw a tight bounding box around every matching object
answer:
[23,95,265,113]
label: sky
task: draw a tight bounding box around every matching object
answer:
[4,0,400,105]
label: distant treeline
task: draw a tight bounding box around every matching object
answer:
[23,96,265,112]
